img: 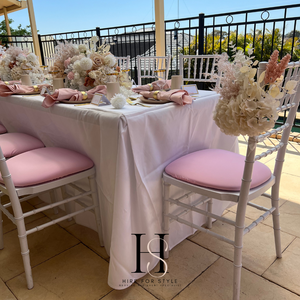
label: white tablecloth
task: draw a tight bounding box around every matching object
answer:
[0,90,238,289]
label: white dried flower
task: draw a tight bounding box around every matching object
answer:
[104,54,116,67]
[80,57,93,71]
[16,54,26,62]
[78,44,87,53]
[110,93,126,109]
[120,86,135,98]
[90,36,99,43]
[26,53,37,63]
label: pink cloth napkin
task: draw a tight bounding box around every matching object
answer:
[140,89,193,106]
[0,80,22,85]
[132,79,171,93]
[42,85,107,108]
[0,84,51,97]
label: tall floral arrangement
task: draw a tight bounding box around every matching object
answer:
[213,46,296,137]
[50,39,131,91]
[0,46,44,84]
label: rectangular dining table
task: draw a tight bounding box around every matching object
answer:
[0,90,238,289]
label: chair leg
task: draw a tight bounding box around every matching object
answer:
[233,227,244,300]
[271,186,282,258]
[233,198,248,300]
[61,186,73,222]
[15,218,33,289]
[206,198,213,229]
[162,181,171,259]
[49,189,59,215]
[88,175,104,247]
[0,209,4,250]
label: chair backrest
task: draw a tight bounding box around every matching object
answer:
[115,55,130,70]
[44,56,55,68]
[179,54,221,86]
[243,61,300,197]
[137,55,171,85]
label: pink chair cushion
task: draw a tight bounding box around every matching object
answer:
[0,147,94,187]
[0,133,45,158]
[0,124,7,134]
[165,149,272,191]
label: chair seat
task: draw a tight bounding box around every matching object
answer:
[0,133,45,158]
[0,124,7,134]
[165,149,272,191]
[0,147,94,187]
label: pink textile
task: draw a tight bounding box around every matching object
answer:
[0,147,94,187]
[0,124,7,134]
[132,80,171,93]
[0,80,21,85]
[0,132,44,158]
[165,149,272,191]
[0,83,51,97]
[42,85,107,108]
[140,89,193,106]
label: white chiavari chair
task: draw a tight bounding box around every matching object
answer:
[162,61,300,300]
[0,123,7,134]
[44,56,55,68]
[115,55,130,70]
[137,55,171,85]
[179,53,222,87]
[0,146,104,289]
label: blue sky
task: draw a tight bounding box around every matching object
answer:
[1,0,299,35]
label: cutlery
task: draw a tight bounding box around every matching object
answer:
[126,99,151,107]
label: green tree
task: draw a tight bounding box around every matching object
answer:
[0,18,32,36]
[182,28,300,62]
[0,18,32,47]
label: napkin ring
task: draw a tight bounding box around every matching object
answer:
[153,91,159,100]
[4,81,9,85]
[33,85,39,92]
[147,84,154,91]
[81,91,88,100]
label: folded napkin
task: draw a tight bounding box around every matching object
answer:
[0,83,51,97]
[0,80,22,85]
[42,85,107,108]
[132,79,171,93]
[140,89,193,106]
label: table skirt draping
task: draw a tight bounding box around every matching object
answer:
[0,90,238,289]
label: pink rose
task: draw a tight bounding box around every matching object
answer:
[67,71,74,80]
[64,57,71,68]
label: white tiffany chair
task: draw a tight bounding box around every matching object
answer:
[0,132,44,158]
[162,61,300,300]
[0,146,104,289]
[137,55,171,85]
[179,53,222,87]
[115,55,130,70]
[44,56,55,68]
[0,123,6,134]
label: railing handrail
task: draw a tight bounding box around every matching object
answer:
[203,3,300,18]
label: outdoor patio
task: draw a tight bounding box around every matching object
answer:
[0,136,299,300]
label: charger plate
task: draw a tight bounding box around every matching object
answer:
[59,99,91,104]
[139,96,171,104]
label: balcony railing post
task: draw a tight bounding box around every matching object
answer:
[198,13,205,55]
[38,34,45,65]
[96,27,101,47]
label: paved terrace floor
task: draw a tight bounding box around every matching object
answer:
[0,136,300,300]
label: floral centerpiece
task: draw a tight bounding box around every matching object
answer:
[50,39,132,92]
[0,46,44,84]
[213,46,296,137]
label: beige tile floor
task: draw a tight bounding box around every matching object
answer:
[1,137,300,300]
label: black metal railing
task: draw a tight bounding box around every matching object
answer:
[201,4,300,61]
[0,35,34,53]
